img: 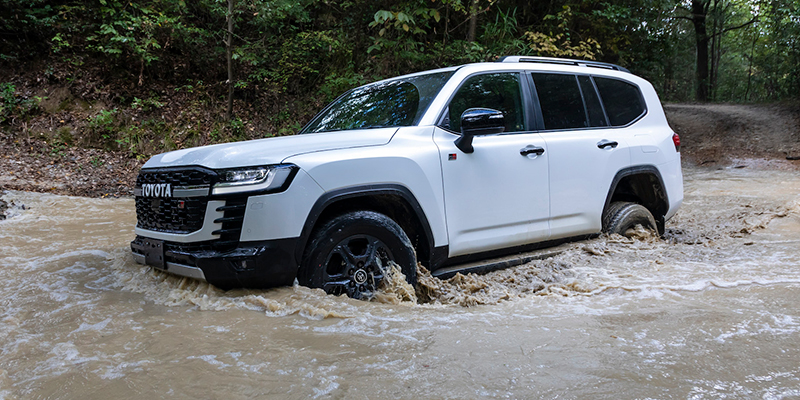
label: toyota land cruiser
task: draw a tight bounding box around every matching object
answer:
[131,56,683,299]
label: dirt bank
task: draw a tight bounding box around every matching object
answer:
[665,102,800,168]
[0,130,142,197]
[1,103,798,198]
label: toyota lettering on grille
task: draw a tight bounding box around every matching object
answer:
[141,183,172,198]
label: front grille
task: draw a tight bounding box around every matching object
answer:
[135,167,216,234]
[136,168,214,187]
[134,167,249,253]
[135,197,206,233]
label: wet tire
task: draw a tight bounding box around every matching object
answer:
[602,201,658,236]
[298,211,417,299]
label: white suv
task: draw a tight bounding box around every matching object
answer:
[131,56,683,298]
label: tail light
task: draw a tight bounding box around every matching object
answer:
[672,133,681,152]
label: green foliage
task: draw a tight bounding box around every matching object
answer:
[2,0,800,160]
[268,30,349,93]
[365,4,449,72]
[48,141,67,157]
[86,109,120,149]
[85,1,179,66]
[369,9,433,36]
[523,6,601,60]
[88,109,117,132]
[0,0,60,58]
[131,96,165,111]
[229,117,245,138]
[50,33,70,53]
[0,83,40,124]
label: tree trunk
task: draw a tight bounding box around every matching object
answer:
[226,0,234,121]
[745,29,758,102]
[467,0,478,42]
[691,0,710,102]
[709,0,719,101]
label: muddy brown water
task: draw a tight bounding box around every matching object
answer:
[2,165,800,399]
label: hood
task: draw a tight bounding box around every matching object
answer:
[142,128,398,169]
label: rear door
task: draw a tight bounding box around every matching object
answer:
[433,72,550,257]
[529,73,632,238]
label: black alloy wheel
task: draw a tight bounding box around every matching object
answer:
[299,211,417,299]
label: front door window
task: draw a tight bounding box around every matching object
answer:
[443,73,525,133]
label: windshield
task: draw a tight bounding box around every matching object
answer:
[301,70,455,134]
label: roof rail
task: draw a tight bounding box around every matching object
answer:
[497,56,630,73]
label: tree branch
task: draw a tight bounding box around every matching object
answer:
[710,17,757,38]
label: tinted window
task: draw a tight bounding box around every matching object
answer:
[445,73,524,133]
[578,76,608,127]
[594,77,645,126]
[302,71,454,133]
[532,73,586,130]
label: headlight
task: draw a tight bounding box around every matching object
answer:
[212,165,296,195]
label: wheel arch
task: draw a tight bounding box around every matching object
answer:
[296,184,436,269]
[603,165,669,234]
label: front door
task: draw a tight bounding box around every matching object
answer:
[433,72,550,257]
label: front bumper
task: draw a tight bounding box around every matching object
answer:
[131,236,299,290]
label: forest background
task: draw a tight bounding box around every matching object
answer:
[0,0,798,160]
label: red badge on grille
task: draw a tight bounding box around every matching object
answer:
[177,200,185,209]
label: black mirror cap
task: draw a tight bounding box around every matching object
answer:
[461,108,505,136]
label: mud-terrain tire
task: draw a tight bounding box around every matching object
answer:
[298,211,417,299]
[603,201,658,236]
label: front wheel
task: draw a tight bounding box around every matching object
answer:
[298,211,417,299]
[602,201,658,236]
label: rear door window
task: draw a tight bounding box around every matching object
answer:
[531,73,586,130]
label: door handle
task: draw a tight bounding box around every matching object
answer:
[520,145,545,156]
[597,139,618,149]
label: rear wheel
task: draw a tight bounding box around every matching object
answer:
[602,201,658,236]
[298,211,417,299]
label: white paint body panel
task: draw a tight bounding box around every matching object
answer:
[433,128,550,256]
[659,156,684,220]
[284,126,449,247]
[239,169,325,241]
[142,128,398,169]
[539,128,631,239]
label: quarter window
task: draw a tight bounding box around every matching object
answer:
[594,77,645,126]
[445,73,524,133]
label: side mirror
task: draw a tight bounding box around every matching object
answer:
[455,108,505,153]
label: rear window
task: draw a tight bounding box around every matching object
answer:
[594,77,646,126]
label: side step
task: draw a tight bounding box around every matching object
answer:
[431,244,570,280]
